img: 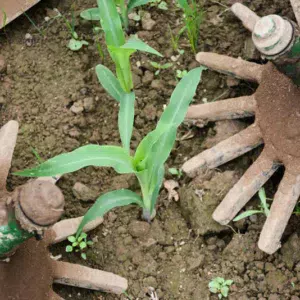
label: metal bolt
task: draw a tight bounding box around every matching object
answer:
[254,16,276,38]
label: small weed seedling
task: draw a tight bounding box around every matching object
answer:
[66,232,93,260]
[168,167,183,179]
[209,277,233,299]
[150,0,168,10]
[81,0,152,32]
[176,69,188,79]
[81,0,162,92]
[177,0,204,53]
[59,8,89,51]
[233,188,270,221]
[150,61,173,75]
[16,67,205,232]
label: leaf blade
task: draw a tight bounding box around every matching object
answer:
[80,8,101,20]
[127,0,151,12]
[121,36,162,57]
[119,92,135,152]
[95,64,125,102]
[15,145,134,177]
[77,189,143,234]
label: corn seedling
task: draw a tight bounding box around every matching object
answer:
[81,0,162,92]
[209,277,233,299]
[15,67,205,232]
[150,61,173,75]
[177,0,204,53]
[176,69,188,79]
[233,188,270,222]
[150,0,168,10]
[168,24,186,53]
[81,0,151,32]
[66,232,93,260]
[168,167,183,179]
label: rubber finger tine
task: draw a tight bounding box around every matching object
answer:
[213,150,278,225]
[196,52,264,82]
[186,95,256,123]
[182,124,263,178]
[258,171,300,254]
[53,261,128,295]
[0,121,19,190]
[47,216,103,244]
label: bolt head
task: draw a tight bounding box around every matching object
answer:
[254,16,276,39]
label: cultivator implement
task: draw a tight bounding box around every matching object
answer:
[183,2,300,254]
[0,0,41,29]
[0,121,127,299]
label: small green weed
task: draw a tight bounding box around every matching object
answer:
[57,8,89,51]
[177,0,204,53]
[66,232,93,260]
[150,61,173,75]
[168,24,186,53]
[168,167,183,179]
[176,69,188,79]
[233,188,270,222]
[150,0,168,10]
[209,277,233,299]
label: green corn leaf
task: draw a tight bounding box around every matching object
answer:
[177,0,189,9]
[150,165,165,212]
[233,210,263,222]
[119,92,135,152]
[258,188,270,216]
[109,46,135,92]
[127,0,151,12]
[97,0,125,47]
[157,67,205,129]
[95,64,125,102]
[15,145,134,177]
[80,8,101,20]
[133,124,171,167]
[121,35,162,57]
[77,189,143,235]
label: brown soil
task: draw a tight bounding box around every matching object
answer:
[0,237,53,300]
[1,0,300,299]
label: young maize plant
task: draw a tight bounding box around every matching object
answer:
[81,0,161,93]
[15,67,205,235]
[81,0,151,32]
[177,0,204,54]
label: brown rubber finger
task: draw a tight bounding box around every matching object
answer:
[196,52,264,82]
[231,3,260,32]
[258,171,300,254]
[185,95,256,122]
[213,150,278,225]
[53,261,128,295]
[49,290,64,300]
[182,124,263,178]
[0,121,18,190]
[47,216,103,244]
[290,0,300,27]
